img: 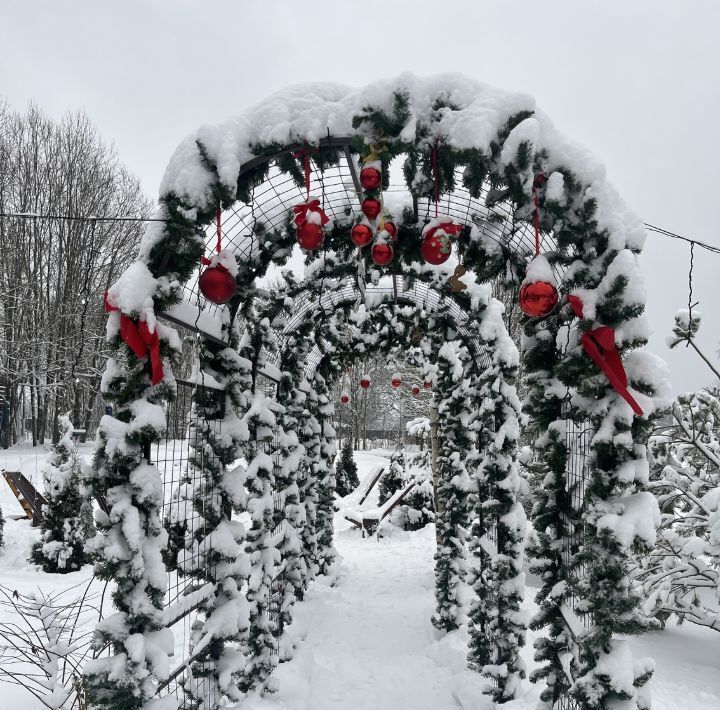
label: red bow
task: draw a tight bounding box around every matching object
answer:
[425,221,463,240]
[293,199,329,227]
[104,292,164,385]
[568,295,642,416]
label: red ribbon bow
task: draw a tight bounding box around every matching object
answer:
[293,199,329,228]
[568,295,642,416]
[104,292,164,385]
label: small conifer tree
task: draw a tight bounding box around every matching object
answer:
[378,449,405,504]
[31,415,86,572]
[335,437,359,497]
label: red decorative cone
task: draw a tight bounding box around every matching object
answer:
[391,375,402,388]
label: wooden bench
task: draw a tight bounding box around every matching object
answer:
[2,468,109,525]
[344,479,416,538]
[2,470,47,526]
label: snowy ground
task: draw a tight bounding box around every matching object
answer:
[0,448,718,709]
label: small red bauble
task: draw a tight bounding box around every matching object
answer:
[412,385,421,396]
[391,375,402,388]
[340,392,350,404]
[199,264,236,305]
[361,198,382,220]
[383,221,397,241]
[423,381,431,390]
[351,223,373,248]
[360,166,382,191]
[421,232,452,265]
[296,221,324,251]
[371,242,394,266]
[360,377,371,389]
[519,281,559,318]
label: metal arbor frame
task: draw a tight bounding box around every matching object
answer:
[142,138,587,710]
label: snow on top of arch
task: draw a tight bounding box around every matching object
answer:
[160,73,534,207]
[157,71,646,254]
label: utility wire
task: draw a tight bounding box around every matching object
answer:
[1,210,719,255]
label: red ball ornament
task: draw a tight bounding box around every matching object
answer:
[199,264,236,305]
[383,221,397,241]
[351,223,373,248]
[519,281,559,318]
[296,221,324,251]
[412,385,421,396]
[391,375,402,388]
[361,198,382,220]
[371,242,394,266]
[360,376,371,389]
[423,381,432,390]
[421,232,452,265]
[360,166,382,191]
[340,392,350,404]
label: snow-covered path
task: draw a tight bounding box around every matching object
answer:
[247,451,473,710]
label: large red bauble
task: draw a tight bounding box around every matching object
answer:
[360,166,382,191]
[391,376,402,388]
[519,281,559,318]
[351,223,373,247]
[421,232,452,265]
[361,198,382,220]
[383,221,397,241]
[371,242,394,266]
[296,221,324,250]
[199,264,236,305]
[360,377,371,389]
[412,385,421,396]
[423,381,432,390]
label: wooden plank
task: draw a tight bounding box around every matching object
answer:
[343,514,363,529]
[358,466,384,505]
[2,470,46,525]
[379,480,416,522]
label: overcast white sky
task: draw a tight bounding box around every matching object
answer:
[1,0,718,393]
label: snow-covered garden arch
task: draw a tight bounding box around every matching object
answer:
[85,73,669,710]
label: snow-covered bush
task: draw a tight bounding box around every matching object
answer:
[335,437,359,497]
[401,450,435,530]
[31,415,86,573]
[378,449,405,505]
[634,312,720,632]
[0,581,105,710]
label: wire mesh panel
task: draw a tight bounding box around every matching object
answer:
[553,398,593,710]
[152,378,226,707]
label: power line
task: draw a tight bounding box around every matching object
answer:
[0,211,167,223]
[643,223,720,255]
[1,210,719,255]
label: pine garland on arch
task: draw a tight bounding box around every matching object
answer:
[88,74,669,709]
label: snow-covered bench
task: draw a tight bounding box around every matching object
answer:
[2,470,47,526]
[344,479,416,537]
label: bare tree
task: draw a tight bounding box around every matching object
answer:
[0,101,151,447]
